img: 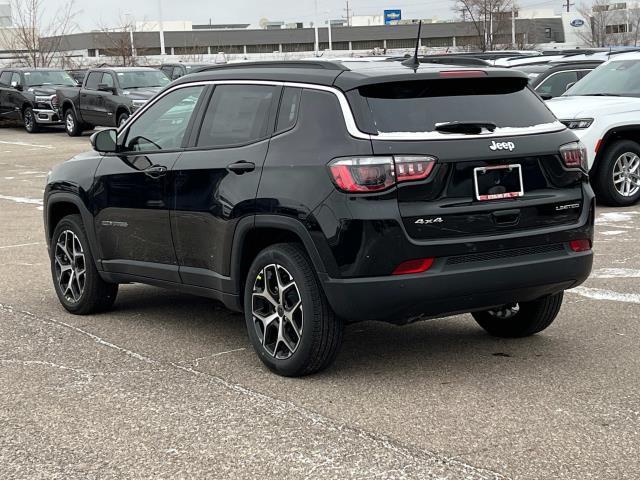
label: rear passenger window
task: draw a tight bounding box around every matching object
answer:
[197,84,277,148]
[276,87,301,133]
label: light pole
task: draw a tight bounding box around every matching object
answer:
[158,0,166,55]
[124,12,136,61]
[314,0,319,56]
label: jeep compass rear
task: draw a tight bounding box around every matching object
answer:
[45,61,593,377]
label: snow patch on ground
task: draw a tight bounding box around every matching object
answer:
[0,194,43,206]
[600,230,626,236]
[569,286,640,304]
[596,211,640,224]
[592,268,640,279]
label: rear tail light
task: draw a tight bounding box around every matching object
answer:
[559,141,588,171]
[392,258,435,275]
[569,239,591,252]
[328,156,436,193]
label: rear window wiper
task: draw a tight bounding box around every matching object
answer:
[434,121,497,135]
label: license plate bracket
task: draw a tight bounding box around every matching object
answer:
[473,164,524,201]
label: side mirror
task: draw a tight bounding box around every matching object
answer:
[97,83,116,94]
[565,82,576,92]
[539,93,553,101]
[90,129,118,153]
[12,83,23,91]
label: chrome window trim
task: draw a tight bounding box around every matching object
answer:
[119,79,566,143]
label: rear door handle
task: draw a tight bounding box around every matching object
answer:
[227,161,255,174]
[144,165,167,178]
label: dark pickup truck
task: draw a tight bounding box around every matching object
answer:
[55,67,170,136]
[0,68,77,133]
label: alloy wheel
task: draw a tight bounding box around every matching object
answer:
[54,230,86,303]
[488,304,520,319]
[613,152,640,197]
[24,110,34,131]
[252,264,303,359]
[66,112,75,133]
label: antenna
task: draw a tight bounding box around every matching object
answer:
[402,20,422,68]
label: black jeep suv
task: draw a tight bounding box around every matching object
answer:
[44,61,594,376]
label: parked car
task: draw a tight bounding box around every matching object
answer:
[530,62,601,99]
[160,63,211,81]
[0,68,76,133]
[55,67,170,136]
[547,53,640,206]
[44,61,594,376]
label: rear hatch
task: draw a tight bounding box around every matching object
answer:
[349,74,585,240]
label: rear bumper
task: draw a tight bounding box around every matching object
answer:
[320,246,592,323]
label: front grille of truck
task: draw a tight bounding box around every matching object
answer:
[445,243,565,266]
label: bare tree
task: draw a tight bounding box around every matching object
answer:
[624,2,640,46]
[98,14,138,67]
[0,0,76,67]
[454,0,513,51]
[576,0,618,47]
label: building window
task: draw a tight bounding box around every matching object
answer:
[606,24,629,34]
[212,45,244,54]
[351,40,384,50]
[246,44,280,53]
[386,38,416,49]
[282,43,314,52]
[173,46,208,55]
[320,41,349,50]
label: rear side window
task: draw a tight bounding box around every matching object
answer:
[276,87,302,133]
[356,77,557,133]
[197,84,277,148]
[85,72,102,90]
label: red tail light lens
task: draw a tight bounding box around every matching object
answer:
[328,156,436,193]
[559,141,588,171]
[392,258,435,275]
[569,239,591,252]
[394,156,436,182]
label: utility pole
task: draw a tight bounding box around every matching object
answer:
[564,0,574,13]
[158,0,166,55]
[343,0,351,27]
[511,2,516,46]
[314,0,319,56]
[327,17,333,51]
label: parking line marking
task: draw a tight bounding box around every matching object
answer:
[569,286,640,304]
[0,194,43,205]
[0,242,42,250]
[0,140,53,149]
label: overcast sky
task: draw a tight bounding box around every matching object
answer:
[45,0,560,30]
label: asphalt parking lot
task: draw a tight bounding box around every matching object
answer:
[0,125,638,479]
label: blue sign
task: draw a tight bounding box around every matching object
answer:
[570,19,586,27]
[384,9,402,25]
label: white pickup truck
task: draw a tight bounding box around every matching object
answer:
[547,52,640,206]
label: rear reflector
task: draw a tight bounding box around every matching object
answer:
[392,258,435,275]
[569,239,591,252]
[439,70,487,78]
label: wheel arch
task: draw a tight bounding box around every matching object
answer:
[592,125,640,177]
[230,215,333,303]
[46,193,103,269]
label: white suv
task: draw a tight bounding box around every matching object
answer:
[547,53,640,206]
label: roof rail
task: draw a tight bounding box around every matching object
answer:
[197,60,349,73]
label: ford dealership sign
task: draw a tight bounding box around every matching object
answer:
[570,19,586,27]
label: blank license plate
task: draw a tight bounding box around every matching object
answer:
[474,164,524,201]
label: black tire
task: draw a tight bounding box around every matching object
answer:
[244,243,343,377]
[23,107,40,133]
[592,140,640,206]
[50,214,118,315]
[83,123,95,131]
[117,112,129,128]
[472,292,563,338]
[64,109,82,137]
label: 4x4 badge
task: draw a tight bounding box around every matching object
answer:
[489,141,515,152]
[414,217,444,225]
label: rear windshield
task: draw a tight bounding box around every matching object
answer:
[356,78,556,133]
